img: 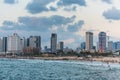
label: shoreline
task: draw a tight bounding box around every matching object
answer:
[0,56,120,64]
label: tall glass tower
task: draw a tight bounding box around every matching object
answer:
[86,32,93,50]
[51,33,57,53]
[99,32,106,52]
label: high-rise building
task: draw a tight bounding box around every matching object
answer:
[26,38,29,47]
[23,36,41,54]
[29,36,41,49]
[57,42,64,51]
[51,33,57,53]
[21,37,26,50]
[96,42,99,51]
[0,38,2,52]
[35,36,41,48]
[44,46,48,51]
[108,41,114,51]
[2,37,7,52]
[29,36,36,48]
[7,33,22,53]
[113,42,120,51]
[98,32,106,52]
[86,32,93,50]
[81,42,86,50]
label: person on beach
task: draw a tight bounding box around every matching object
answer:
[107,62,111,70]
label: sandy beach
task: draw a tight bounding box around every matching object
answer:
[1,56,120,63]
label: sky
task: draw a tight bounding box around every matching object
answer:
[0,0,120,49]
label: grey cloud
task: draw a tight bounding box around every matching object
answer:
[1,15,76,31]
[4,0,17,4]
[67,20,84,32]
[57,0,86,6]
[26,0,55,14]
[49,7,57,11]
[3,21,15,26]
[103,7,120,20]
[64,6,77,11]
[2,21,24,30]
[102,0,112,4]
[26,0,86,14]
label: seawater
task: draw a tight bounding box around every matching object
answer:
[0,58,120,80]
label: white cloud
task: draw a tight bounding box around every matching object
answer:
[64,38,75,45]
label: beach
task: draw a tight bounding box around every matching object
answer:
[1,55,120,63]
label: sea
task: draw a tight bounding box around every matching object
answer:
[0,58,120,80]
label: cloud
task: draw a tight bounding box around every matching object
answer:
[103,7,120,20]
[56,30,82,48]
[64,6,77,11]
[0,15,77,48]
[4,0,17,4]
[1,20,25,30]
[49,6,57,11]
[57,0,86,6]
[26,0,86,14]
[102,0,112,4]
[0,15,84,48]
[56,0,86,12]
[64,38,75,45]
[26,0,56,14]
[67,20,84,32]
[1,15,76,31]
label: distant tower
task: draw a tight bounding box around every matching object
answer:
[35,36,41,49]
[57,41,64,51]
[2,37,7,52]
[0,38,2,52]
[21,37,26,50]
[81,42,86,50]
[51,33,57,53]
[86,32,93,50]
[98,32,106,52]
[108,41,114,51]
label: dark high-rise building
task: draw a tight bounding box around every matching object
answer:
[2,37,7,52]
[99,32,106,52]
[27,38,29,47]
[35,36,41,48]
[51,33,57,53]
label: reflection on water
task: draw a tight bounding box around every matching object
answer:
[0,58,120,80]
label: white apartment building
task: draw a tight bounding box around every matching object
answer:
[7,33,22,54]
[86,32,93,50]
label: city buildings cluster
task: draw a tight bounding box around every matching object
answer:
[0,33,64,55]
[79,31,120,53]
[0,31,120,55]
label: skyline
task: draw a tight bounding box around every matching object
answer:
[0,0,120,48]
[0,31,117,50]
